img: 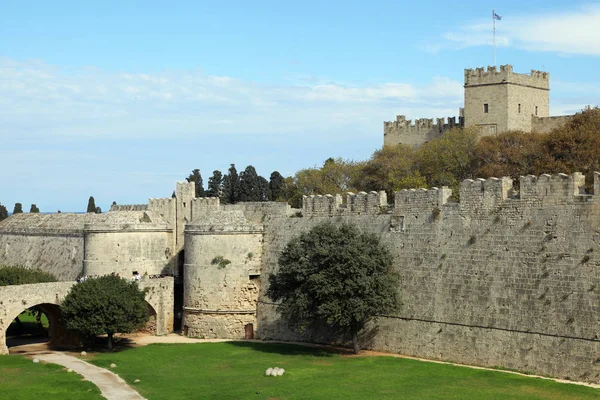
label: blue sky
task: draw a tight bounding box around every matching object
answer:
[2,0,599,212]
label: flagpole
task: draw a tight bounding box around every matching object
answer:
[493,9,496,66]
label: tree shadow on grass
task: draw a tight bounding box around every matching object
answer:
[227,341,338,357]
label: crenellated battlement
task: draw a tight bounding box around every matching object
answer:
[394,186,452,214]
[109,204,148,212]
[464,64,549,90]
[302,191,387,216]
[383,115,464,147]
[191,197,221,209]
[302,172,600,218]
[519,172,587,204]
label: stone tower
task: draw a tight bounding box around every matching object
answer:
[463,65,549,135]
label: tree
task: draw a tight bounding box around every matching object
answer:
[269,171,285,201]
[358,144,426,196]
[295,158,362,196]
[0,204,8,221]
[95,206,102,214]
[87,196,97,213]
[61,275,149,350]
[13,203,23,214]
[239,165,261,202]
[222,164,241,204]
[415,127,479,193]
[268,222,398,354]
[206,170,223,198]
[186,169,205,198]
[29,204,40,213]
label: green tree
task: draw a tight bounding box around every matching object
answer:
[0,204,8,221]
[13,203,23,214]
[416,127,479,192]
[29,204,40,213]
[358,144,427,196]
[295,157,362,196]
[257,175,271,201]
[0,266,57,286]
[186,169,205,198]
[95,206,102,214]
[268,222,398,354]
[87,196,97,213]
[239,165,262,202]
[61,275,149,350]
[222,164,241,204]
[269,171,285,201]
[206,170,223,198]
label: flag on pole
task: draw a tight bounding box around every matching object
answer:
[493,12,502,20]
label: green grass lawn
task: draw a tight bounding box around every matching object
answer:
[0,355,103,400]
[90,342,600,400]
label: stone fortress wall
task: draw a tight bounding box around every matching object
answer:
[384,65,573,147]
[2,175,600,383]
[255,172,600,383]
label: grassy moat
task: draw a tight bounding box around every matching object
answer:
[1,342,599,399]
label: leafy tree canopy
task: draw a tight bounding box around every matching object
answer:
[13,203,23,214]
[61,274,149,350]
[268,222,398,353]
[30,204,40,213]
[0,266,57,286]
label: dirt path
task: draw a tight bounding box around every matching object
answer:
[33,352,145,400]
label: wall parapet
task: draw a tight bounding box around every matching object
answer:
[464,65,549,89]
[110,204,148,212]
[383,115,464,147]
[395,186,452,214]
[302,191,387,216]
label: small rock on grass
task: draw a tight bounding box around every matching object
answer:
[81,351,87,356]
[32,358,39,363]
[110,363,117,368]
[134,379,140,383]
[67,369,73,373]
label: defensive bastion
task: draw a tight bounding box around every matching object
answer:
[1,173,600,383]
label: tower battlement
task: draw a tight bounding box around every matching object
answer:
[464,65,549,90]
[383,115,464,147]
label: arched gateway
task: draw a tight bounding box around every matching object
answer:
[0,278,174,354]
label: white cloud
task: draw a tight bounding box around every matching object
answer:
[429,5,600,56]
[0,57,464,141]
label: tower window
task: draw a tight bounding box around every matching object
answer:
[535,106,538,116]
[484,103,489,113]
[518,104,521,113]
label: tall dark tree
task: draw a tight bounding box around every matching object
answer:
[13,203,23,214]
[269,171,285,201]
[0,204,8,221]
[61,275,149,350]
[87,196,97,213]
[186,169,205,198]
[206,170,223,198]
[258,176,271,201]
[222,164,241,204]
[29,204,40,213]
[239,165,261,202]
[268,222,398,354]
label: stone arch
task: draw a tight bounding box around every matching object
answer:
[143,300,158,334]
[4,302,65,353]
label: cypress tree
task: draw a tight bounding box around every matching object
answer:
[222,164,241,204]
[269,171,285,201]
[87,196,96,213]
[30,204,40,213]
[186,169,205,197]
[13,203,23,214]
[0,204,8,221]
[207,170,223,198]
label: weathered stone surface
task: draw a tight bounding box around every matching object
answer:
[0,278,174,354]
